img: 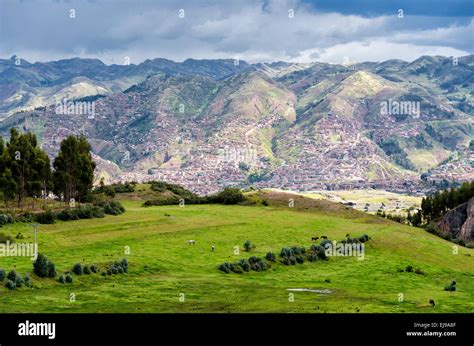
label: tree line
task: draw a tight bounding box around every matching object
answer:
[420,181,474,223]
[0,128,95,209]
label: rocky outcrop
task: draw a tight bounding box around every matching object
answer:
[437,197,474,241]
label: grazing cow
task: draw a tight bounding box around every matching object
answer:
[321,235,328,239]
[429,299,435,307]
[187,240,196,245]
[211,245,215,252]
[311,237,319,241]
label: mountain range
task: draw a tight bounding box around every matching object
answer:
[0,55,472,195]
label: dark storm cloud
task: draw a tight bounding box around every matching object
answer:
[0,0,472,64]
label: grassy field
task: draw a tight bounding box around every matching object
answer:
[0,193,472,313]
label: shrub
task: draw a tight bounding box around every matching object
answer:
[46,262,57,278]
[15,232,24,239]
[359,234,370,243]
[103,201,126,215]
[212,187,245,205]
[292,246,305,255]
[120,259,129,273]
[0,268,5,281]
[90,265,99,273]
[92,206,105,218]
[230,263,243,274]
[65,274,73,283]
[265,252,276,262]
[101,272,106,277]
[307,254,318,262]
[240,260,251,272]
[111,266,119,274]
[58,275,66,284]
[248,256,258,264]
[316,246,327,260]
[33,254,49,278]
[72,263,83,275]
[15,212,34,223]
[83,266,91,275]
[5,279,16,290]
[244,240,252,252]
[405,265,413,273]
[34,210,56,224]
[24,273,31,287]
[0,214,13,226]
[219,263,231,273]
[117,266,124,274]
[295,255,305,264]
[15,275,23,288]
[288,256,297,265]
[7,270,17,282]
[281,257,291,265]
[280,247,293,258]
[56,208,78,221]
[106,269,112,275]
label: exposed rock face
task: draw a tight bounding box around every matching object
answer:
[437,197,474,241]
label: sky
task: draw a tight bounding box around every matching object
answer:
[0,0,472,65]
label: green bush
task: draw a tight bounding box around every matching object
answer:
[238,259,251,272]
[46,262,57,278]
[219,262,230,274]
[65,274,73,283]
[0,268,5,281]
[90,265,99,273]
[33,254,49,277]
[0,214,13,226]
[14,212,33,223]
[281,257,291,265]
[244,240,252,252]
[405,265,413,273]
[83,266,91,275]
[230,263,243,274]
[295,255,305,264]
[265,252,276,262]
[58,275,66,284]
[15,275,23,288]
[120,259,129,273]
[7,270,18,282]
[211,187,245,205]
[24,273,31,287]
[5,279,16,290]
[72,263,83,275]
[288,256,297,265]
[280,247,293,258]
[102,201,126,215]
[34,210,56,224]
[307,253,318,262]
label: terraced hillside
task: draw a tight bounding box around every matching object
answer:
[0,55,472,193]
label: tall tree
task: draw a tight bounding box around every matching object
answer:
[53,135,96,203]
